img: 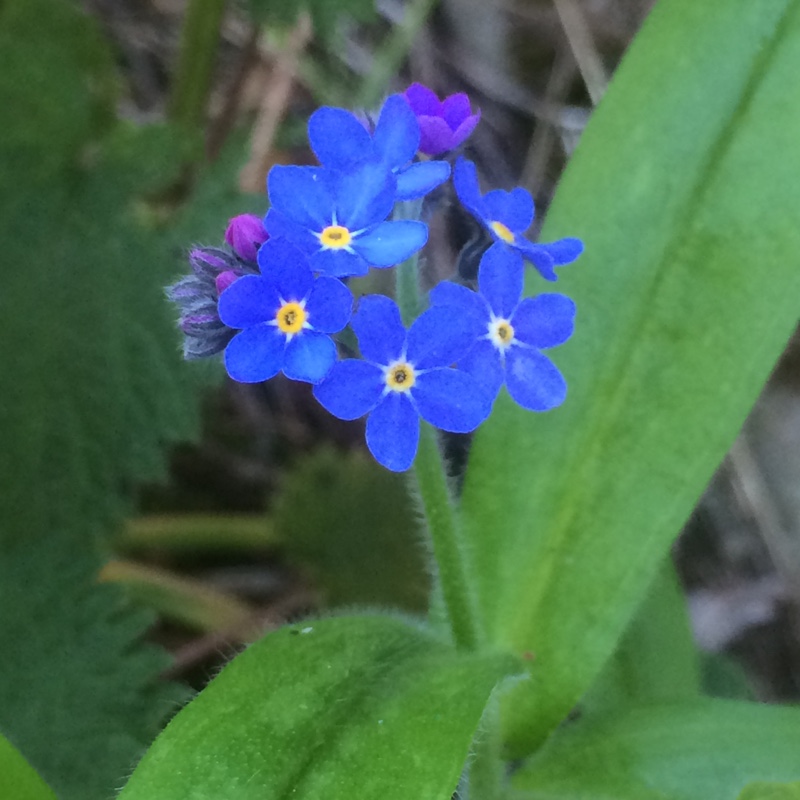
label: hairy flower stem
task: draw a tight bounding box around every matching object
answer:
[169,0,226,135]
[411,424,480,651]
[395,201,481,652]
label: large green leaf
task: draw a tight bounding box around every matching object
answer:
[0,734,56,800]
[0,1,255,796]
[460,0,800,753]
[119,615,519,799]
[512,700,800,800]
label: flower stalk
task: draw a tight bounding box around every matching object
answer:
[395,201,480,652]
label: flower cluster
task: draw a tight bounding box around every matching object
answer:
[169,85,583,471]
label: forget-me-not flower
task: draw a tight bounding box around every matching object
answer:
[402,83,481,156]
[313,295,491,471]
[307,94,450,201]
[453,157,583,281]
[265,160,428,278]
[431,245,575,411]
[218,239,352,384]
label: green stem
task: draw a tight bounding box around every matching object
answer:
[395,203,480,652]
[168,0,227,132]
[356,0,440,108]
[411,424,480,651]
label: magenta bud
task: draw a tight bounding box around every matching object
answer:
[215,270,240,295]
[402,83,481,157]
[224,214,268,262]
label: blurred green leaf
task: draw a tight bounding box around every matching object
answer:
[738,782,800,800]
[119,514,277,553]
[101,560,259,635]
[119,614,520,799]
[512,701,800,800]
[0,1,255,796]
[582,562,700,715]
[461,0,800,754]
[274,448,430,611]
[0,734,56,800]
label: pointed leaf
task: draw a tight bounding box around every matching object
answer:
[460,0,800,754]
[119,615,520,800]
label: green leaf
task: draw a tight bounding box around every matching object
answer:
[582,561,700,715]
[119,615,520,799]
[0,2,253,796]
[460,0,800,754]
[0,734,57,800]
[512,700,800,800]
[738,782,800,800]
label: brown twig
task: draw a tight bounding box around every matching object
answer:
[238,12,313,193]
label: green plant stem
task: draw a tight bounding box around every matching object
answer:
[356,0,440,108]
[168,0,227,132]
[395,208,480,652]
[411,424,480,651]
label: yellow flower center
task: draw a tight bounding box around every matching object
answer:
[320,225,353,249]
[490,221,515,244]
[489,318,514,349]
[385,362,416,392]
[276,301,306,334]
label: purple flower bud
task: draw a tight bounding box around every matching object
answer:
[215,270,239,295]
[403,83,481,157]
[224,214,269,263]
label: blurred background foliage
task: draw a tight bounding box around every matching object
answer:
[0,0,798,797]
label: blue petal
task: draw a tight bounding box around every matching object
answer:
[351,295,406,364]
[482,187,534,233]
[429,280,488,321]
[283,331,337,384]
[412,368,491,433]
[395,160,451,201]
[459,338,504,400]
[512,294,576,349]
[539,236,584,265]
[406,304,483,370]
[258,239,313,301]
[516,241,558,281]
[353,220,428,267]
[310,248,371,278]
[267,165,334,230]
[305,276,352,333]
[224,325,284,383]
[478,243,524,318]
[218,274,280,329]
[453,157,488,221]
[313,359,385,419]
[505,347,567,411]
[263,209,319,255]
[333,160,395,232]
[366,392,419,472]
[308,106,373,169]
[373,94,420,169]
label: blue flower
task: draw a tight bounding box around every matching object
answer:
[265,160,428,278]
[453,157,584,281]
[218,239,353,384]
[307,94,451,201]
[431,245,575,411]
[313,295,492,471]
